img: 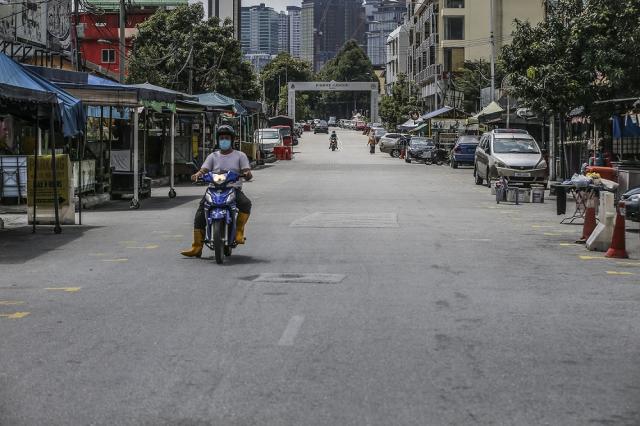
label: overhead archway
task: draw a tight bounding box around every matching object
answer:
[287,81,379,124]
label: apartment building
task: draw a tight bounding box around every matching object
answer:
[385,24,409,93]
[287,6,302,58]
[406,0,545,111]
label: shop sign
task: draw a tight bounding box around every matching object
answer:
[27,154,71,207]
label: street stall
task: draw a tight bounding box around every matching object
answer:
[196,92,248,160]
[0,53,85,232]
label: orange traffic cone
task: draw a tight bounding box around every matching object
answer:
[577,196,597,243]
[605,201,629,259]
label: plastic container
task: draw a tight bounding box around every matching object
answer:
[531,187,545,203]
[507,188,529,203]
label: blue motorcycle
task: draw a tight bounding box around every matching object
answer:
[200,170,241,264]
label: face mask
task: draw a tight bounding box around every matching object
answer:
[219,138,232,151]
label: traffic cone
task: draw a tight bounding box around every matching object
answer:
[605,201,629,259]
[577,196,597,243]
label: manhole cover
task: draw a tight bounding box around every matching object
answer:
[290,212,398,228]
[250,273,346,284]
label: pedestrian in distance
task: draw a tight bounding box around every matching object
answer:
[367,129,376,154]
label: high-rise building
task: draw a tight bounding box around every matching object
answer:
[278,11,290,54]
[385,24,409,93]
[287,6,302,58]
[365,0,406,68]
[199,0,241,39]
[240,3,280,55]
[300,0,366,72]
[407,0,545,111]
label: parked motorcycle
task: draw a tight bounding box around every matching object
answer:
[199,170,243,264]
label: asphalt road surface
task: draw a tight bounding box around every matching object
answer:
[1,129,639,425]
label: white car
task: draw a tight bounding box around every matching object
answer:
[253,129,282,156]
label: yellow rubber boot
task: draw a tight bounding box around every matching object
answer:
[181,229,205,257]
[235,212,250,244]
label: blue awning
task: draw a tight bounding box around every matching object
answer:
[197,92,236,111]
[0,53,85,137]
[420,106,453,121]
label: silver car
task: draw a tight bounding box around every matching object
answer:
[378,133,408,157]
[254,128,282,156]
[474,129,547,187]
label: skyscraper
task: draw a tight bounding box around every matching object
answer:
[287,6,302,58]
[300,0,366,72]
[365,0,407,68]
[278,11,290,54]
[240,3,280,55]
[204,0,241,39]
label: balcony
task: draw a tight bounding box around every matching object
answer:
[416,63,443,85]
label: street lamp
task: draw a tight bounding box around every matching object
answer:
[500,74,512,128]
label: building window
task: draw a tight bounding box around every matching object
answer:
[101,49,116,64]
[443,47,465,72]
[445,0,464,8]
[444,16,464,40]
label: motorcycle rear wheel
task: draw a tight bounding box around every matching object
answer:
[213,221,225,264]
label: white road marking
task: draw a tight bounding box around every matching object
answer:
[278,315,305,346]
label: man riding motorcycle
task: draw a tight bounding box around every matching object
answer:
[181,125,253,258]
[329,131,338,150]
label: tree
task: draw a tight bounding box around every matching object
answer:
[500,0,640,117]
[379,74,422,130]
[127,4,259,99]
[317,40,378,119]
[261,52,315,114]
[452,60,504,113]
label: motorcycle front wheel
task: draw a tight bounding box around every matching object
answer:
[213,221,225,264]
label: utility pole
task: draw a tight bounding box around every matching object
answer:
[119,0,126,83]
[188,50,194,95]
[489,0,496,102]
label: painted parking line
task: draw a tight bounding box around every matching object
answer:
[0,300,25,306]
[0,312,30,319]
[579,255,611,261]
[278,315,305,346]
[102,258,129,263]
[125,244,159,249]
[45,287,81,293]
[606,271,635,276]
[616,262,640,267]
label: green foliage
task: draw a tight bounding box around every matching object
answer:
[261,52,315,113]
[127,4,259,99]
[500,0,640,116]
[379,74,422,130]
[452,60,504,113]
[316,40,378,119]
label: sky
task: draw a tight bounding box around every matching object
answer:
[242,0,302,12]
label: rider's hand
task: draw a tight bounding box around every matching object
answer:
[191,171,202,182]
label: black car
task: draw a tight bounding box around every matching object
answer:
[405,137,435,163]
[314,120,329,134]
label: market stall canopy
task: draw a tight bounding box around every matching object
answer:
[473,101,504,120]
[0,54,85,137]
[197,92,236,112]
[420,106,453,121]
[239,99,263,114]
[398,118,422,130]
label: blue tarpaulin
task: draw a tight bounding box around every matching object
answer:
[0,53,85,137]
[613,114,640,138]
[197,92,246,114]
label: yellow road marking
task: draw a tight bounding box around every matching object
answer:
[579,255,610,260]
[544,232,562,236]
[616,262,640,267]
[559,243,580,246]
[45,287,81,293]
[0,312,30,319]
[125,244,159,249]
[606,271,634,276]
[102,258,128,263]
[0,301,24,306]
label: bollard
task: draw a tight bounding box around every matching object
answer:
[605,201,629,259]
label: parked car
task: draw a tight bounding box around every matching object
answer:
[328,117,337,127]
[254,128,282,159]
[451,135,479,168]
[355,121,366,131]
[378,133,407,157]
[303,122,311,131]
[314,120,329,134]
[405,137,436,163]
[474,129,548,187]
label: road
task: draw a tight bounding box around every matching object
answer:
[1,129,639,425]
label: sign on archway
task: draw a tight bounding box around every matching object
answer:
[287,80,379,124]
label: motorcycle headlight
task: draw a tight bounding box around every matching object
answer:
[213,174,227,184]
